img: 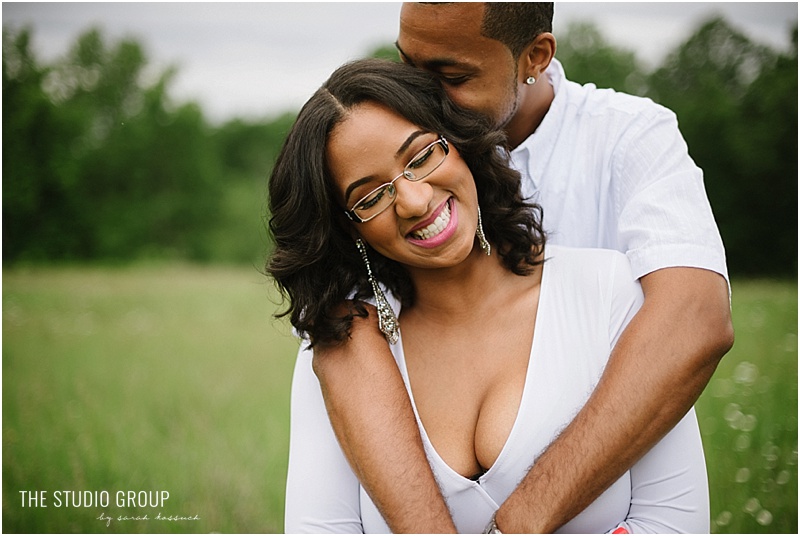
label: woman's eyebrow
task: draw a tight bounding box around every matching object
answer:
[344,176,375,206]
[396,130,427,158]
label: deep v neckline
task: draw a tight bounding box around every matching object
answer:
[392,251,550,484]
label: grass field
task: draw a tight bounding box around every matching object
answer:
[2,266,797,533]
[696,279,798,533]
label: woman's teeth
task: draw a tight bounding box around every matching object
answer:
[411,201,451,240]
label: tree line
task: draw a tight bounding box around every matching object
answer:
[3,18,797,276]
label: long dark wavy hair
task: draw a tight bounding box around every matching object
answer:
[267,58,545,346]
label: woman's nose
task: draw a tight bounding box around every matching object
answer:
[393,179,434,220]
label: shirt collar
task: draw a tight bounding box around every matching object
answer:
[511,58,567,193]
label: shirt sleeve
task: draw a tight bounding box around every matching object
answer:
[284,342,364,534]
[614,408,710,534]
[607,249,645,350]
[613,107,728,282]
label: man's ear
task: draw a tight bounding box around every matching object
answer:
[521,32,556,81]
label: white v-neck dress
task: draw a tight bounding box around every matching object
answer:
[284,246,709,533]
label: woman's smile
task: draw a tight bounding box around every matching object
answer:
[407,197,458,248]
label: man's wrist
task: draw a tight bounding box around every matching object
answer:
[493,499,552,534]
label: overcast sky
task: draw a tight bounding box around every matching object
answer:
[3,2,797,123]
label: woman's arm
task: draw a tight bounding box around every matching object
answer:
[285,342,364,533]
[312,306,457,533]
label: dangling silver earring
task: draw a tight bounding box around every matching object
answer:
[476,205,491,256]
[525,76,536,85]
[355,238,399,344]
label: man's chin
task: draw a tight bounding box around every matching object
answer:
[493,104,519,132]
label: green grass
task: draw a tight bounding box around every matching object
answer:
[3,267,797,533]
[697,279,798,533]
[3,264,299,533]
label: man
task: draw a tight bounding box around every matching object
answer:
[307,3,733,532]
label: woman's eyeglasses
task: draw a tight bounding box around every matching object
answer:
[345,136,449,223]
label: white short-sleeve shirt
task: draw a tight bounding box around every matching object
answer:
[512,59,728,281]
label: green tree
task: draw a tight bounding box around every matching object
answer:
[647,18,797,276]
[214,112,296,178]
[555,21,647,95]
[731,26,798,276]
[368,44,401,62]
[3,27,83,260]
[207,112,297,265]
[3,27,224,262]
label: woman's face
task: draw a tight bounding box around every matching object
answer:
[327,101,480,270]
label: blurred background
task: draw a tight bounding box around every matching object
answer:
[3,2,797,533]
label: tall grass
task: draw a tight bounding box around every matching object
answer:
[697,279,798,533]
[3,267,797,533]
[3,265,299,533]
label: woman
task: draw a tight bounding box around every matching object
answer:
[268,59,708,533]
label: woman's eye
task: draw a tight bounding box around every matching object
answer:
[408,147,434,169]
[358,188,386,210]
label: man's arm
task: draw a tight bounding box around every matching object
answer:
[314,267,733,532]
[312,305,457,533]
[495,267,733,532]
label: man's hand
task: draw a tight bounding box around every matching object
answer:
[313,304,457,533]
[495,267,734,532]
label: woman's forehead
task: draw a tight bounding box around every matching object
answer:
[326,103,429,198]
[328,103,422,162]
[336,102,417,139]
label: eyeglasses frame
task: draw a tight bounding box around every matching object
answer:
[344,136,450,223]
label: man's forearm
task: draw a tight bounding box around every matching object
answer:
[495,267,734,533]
[313,307,457,533]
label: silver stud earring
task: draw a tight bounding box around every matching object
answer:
[525,76,536,85]
[476,205,491,256]
[355,238,400,344]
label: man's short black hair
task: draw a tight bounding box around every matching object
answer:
[481,2,554,58]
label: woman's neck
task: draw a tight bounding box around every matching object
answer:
[403,244,530,323]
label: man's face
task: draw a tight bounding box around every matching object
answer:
[396,2,523,129]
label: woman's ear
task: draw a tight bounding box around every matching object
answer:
[521,32,556,82]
